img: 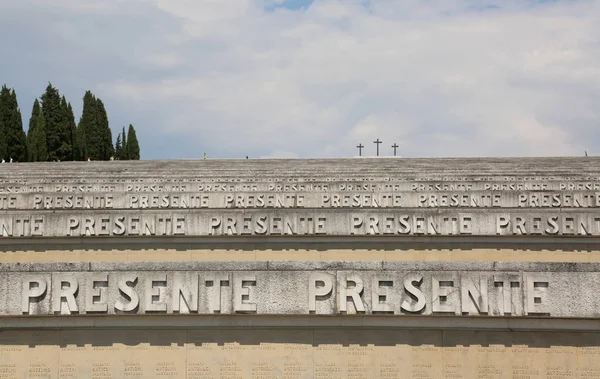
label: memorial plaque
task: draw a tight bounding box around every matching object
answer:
[409,332,443,379]
[186,330,221,379]
[59,330,93,378]
[441,333,472,379]
[0,328,599,378]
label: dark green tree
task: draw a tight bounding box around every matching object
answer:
[78,91,116,160]
[6,89,27,162]
[41,84,71,161]
[61,97,77,161]
[0,114,3,159]
[78,91,100,160]
[73,94,90,161]
[115,132,122,160]
[121,126,127,160]
[75,124,87,161]
[0,87,7,160]
[96,98,114,160]
[0,86,13,160]
[0,86,27,161]
[30,106,47,162]
[68,103,77,155]
[27,99,40,161]
[126,124,140,160]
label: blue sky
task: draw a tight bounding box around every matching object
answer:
[0,0,599,159]
[266,0,313,11]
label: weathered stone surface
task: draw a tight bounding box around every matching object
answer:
[0,262,89,272]
[267,260,383,271]
[1,157,599,179]
[2,261,600,318]
[0,272,6,314]
[3,260,599,273]
[2,209,600,238]
[2,158,600,376]
[0,159,598,247]
[383,261,495,271]
[90,261,268,272]
[6,189,600,210]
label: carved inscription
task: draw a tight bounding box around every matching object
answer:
[28,363,51,378]
[3,176,600,194]
[11,270,552,317]
[2,160,600,242]
[2,329,600,378]
[0,364,17,379]
[66,215,186,236]
[92,362,113,379]
[2,190,599,209]
[1,210,600,237]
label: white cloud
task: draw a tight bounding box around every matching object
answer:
[1,0,599,159]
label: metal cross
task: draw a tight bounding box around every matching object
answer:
[374,138,382,156]
[357,143,364,157]
[392,143,399,156]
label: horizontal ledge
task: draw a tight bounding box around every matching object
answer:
[3,260,600,272]
[2,235,600,245]
[0,314,598,331]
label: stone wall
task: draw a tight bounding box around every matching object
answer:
[1,157,600,378]
[3,261,599,318]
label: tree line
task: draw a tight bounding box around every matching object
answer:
[0,83,140,162]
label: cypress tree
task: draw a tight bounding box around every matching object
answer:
[27,99,40,161]
[60,97,68,143]
[0,86,11,160]
[115,133,122,160]
[75,125,87,161]
[96,99,114,160]
[0,114,3,160]
[61,97,77,161]
[74,93,90,161]
[126,124,140,160]
[5,89,27,162]
[0,109,4,160]
[78,91,100,160]
[41,84,71,161]
[121,126,127,160]
[78,91,116,161]
[0,87,27,162]
[68,103,77,154]
[31,107,47,162]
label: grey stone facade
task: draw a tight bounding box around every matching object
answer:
[0,157,599,322]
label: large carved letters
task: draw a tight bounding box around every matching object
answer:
[525,273,550,315]
[233,274,257,313]
[114,274,139,313]
[338,273,365,314]
[372,275,395,314]
[85,273,108,313]
[51,275,79,315]
[204,273,230,313]
[308,272,333,314]
[460,275,488,315]
[172,273,199,314]
[21,276,48,315]
[401,274,426,313]
[7,270,563,317]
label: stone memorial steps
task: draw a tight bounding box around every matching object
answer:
[0,157,599,178]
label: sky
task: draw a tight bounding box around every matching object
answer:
[0,0,599,159]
